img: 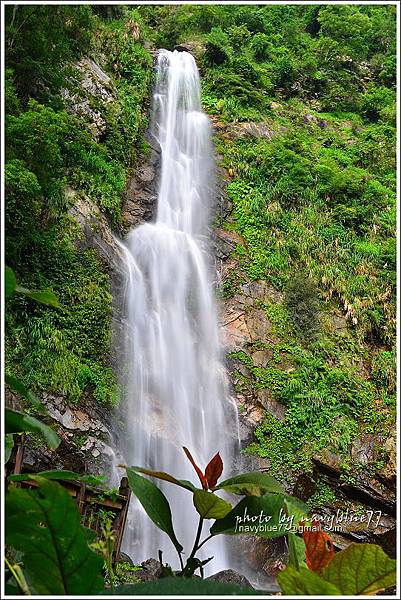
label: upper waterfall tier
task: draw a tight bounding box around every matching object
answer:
[153,50,214,235]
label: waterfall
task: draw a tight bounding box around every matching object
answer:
[117,50,237,573]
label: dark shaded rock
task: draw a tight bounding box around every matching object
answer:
[173,40,205,60]
[118,552,135,565]
[22,435,86,474]
[257,391,286,420]
[240,281,283,304]
[311,450,396,556]
[121,144,160,234]
[174,44,192,53]
[374,528,397,559]
[245,309,273,344]
[303,114,327,129]
[293,473,317,501]
[252,349,272,368]
[240,536,287,577]
[207,569,253,589]
[351,433,382,466]
[314,452,396,517]
[135,558,163,582]
[313,450,342,476]
[214,228,246,260]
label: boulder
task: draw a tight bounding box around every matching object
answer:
[240,536,287,577]
[252,349,272,368]
[135,558,163,582]
[245,309,273,344]
[207,569,253,589]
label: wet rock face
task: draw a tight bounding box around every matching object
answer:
[217,275,286,454]
[310,450,396,553]
[12,392,121,478]
[67,187,124,274]
[62,57,116,140]
[120,136,160,234]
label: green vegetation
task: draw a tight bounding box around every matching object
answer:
[139,4,396,484]
[6,396,395,594]
[5,6,152,406]
[4,5,397,591]
[125,452,395,594]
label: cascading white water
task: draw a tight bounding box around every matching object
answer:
[117,49,237,574]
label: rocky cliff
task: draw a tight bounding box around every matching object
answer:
[7,42,395,578]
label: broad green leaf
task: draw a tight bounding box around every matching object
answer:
[214,471,284,496]
[193,490,232,519]
[5,434,14,463]
[6,478,104,594]
[15,286,63,309]
[126,467,183,552]
[8,470,106,486]
[5,408,60,449]
[102,577,261,595]
[210,493,286,537]
[5,373,46,413]
[321,542,396,595]
[5,266,17,298]
[277,565,341,595]
[288,532,306,570]
[283,494,308,526]
[129,466,197,492]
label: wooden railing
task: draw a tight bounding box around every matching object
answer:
[7,435,131,562]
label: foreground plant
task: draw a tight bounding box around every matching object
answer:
[277,522,396,595]
[5,443,396,595]
[125,448,307,578]
[125,450,396,595]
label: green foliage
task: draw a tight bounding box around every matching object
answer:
[215,471,284,496]
[8,469,105,486]
[371,350,396,393]
[6,478,104,595]
[5,266,17,299]
[277,543,396,596]
[284,275,320,342]
[193,490,232,519]
[113,561,141,586]
[204,27,232,66]
[104,578,260,595]
[125,468,183,554]
[5,6,152,409]
[126,454,306,577]
[5,5,94,102]
[6,242,117,405]
[5,408,60,450]
[209,493,304,537]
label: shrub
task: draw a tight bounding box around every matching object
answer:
[204,27,232,65]
[284,276,320,342]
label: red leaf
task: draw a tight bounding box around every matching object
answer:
[183,447,208,490]
[205,452,223,488]
[301,520,335,574]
